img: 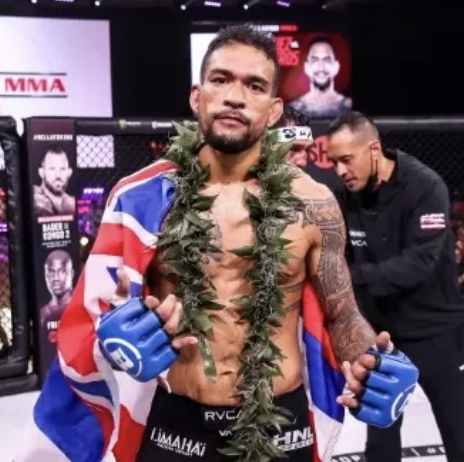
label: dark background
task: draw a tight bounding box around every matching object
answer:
[0,0,463,119]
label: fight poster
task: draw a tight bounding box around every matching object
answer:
[26,119,80,382]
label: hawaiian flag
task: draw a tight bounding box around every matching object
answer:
[14,159,345,462]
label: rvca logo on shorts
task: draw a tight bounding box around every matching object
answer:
[204,410,242,422]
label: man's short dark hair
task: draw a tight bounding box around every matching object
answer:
[306,35,335,57]
[327,111,379,140]
[40,145,67,167]
[275,105,312,129]
[200,24,281,95]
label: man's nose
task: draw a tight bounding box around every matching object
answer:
[315,61,325,71]
[335,162,347,177]
[224,82,246,107]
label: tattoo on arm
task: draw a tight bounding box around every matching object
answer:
[303,196,376,364]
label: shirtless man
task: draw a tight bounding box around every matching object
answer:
[93,25,418,462]
[290,36,352,119]
[33,146,76,218]
[39,250,74,367]
[40,250,74,327]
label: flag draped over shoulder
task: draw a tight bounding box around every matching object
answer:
[14,159,346,462]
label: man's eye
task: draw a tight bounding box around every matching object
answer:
[250,83,264,92]
[212,77,227,84]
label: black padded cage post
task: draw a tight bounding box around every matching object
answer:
[0,117,37,397]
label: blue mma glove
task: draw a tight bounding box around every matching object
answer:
[350,348,419,428]
[97,298,179,382]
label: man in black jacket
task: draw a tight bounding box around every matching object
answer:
[327,111,464,462]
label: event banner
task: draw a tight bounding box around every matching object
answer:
[0,16,113,174]
[26,119,80,382]
[0,16,112,133]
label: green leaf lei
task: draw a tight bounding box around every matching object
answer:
[159,121,304,461]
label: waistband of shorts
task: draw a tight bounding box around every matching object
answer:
[154,383,307,415]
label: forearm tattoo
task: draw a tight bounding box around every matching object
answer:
[303,196,376,364]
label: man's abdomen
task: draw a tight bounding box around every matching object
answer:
[167,309,303,405]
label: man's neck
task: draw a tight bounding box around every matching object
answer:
[376,155,396,185]
[51,291,71,306]
[198,143,261,184]
[43,184,62,199]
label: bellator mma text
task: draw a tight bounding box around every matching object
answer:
[42,222,70,241]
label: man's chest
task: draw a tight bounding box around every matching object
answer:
[204,196,309,278]
[156,182,310,285]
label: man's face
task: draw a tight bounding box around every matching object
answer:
[305,42,340,91]
[190,43,283,155]
[286,140,312,168]
[40,152,72,195]
[45,258,73,298]
[328,128,379,191]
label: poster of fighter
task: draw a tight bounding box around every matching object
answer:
[190,23,352,119]
[26,119,80,380]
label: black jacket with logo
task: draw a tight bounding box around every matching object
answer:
[335,149,464,341]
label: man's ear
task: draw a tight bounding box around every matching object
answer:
[333,59,341,78]
[190,84,201,116]
[370,140,382,153]
[304,61,311,79]
[268,98,284,127]
[39,167,44,181]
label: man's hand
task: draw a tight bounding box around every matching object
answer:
[97,269,197,382]
[113,269,197,350]
[337,332,392,408]
[337,331,419,428]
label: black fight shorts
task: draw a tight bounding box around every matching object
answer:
[136,385,314,462]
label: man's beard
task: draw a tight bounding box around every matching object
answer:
[45,180,66,196]
[51,286,71,299]
[312,77,332,92]
[203,121,260,155]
